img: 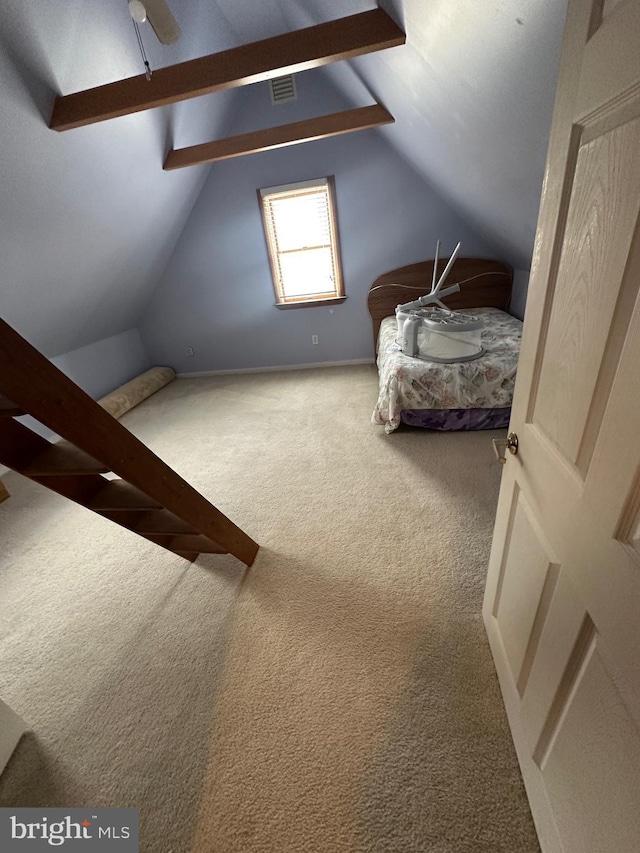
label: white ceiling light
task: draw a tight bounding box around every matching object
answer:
[129,0,147,24]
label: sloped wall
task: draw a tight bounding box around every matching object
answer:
[0,0,233,359]
[140,75,502,373]
[1,0,559,374]
[277,0,567,271]
[51,330,151,401]
[0,329,152,462]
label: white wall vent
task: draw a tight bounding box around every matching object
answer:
[269,74,297,105]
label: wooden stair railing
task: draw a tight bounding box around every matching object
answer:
[0,319,258,566]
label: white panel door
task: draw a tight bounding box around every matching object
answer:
[483,1,640,850]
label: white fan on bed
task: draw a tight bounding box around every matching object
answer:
[395,240,485,363]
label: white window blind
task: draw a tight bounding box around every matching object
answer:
[259,178,344,305]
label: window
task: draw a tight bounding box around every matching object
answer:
[259,177,345,308]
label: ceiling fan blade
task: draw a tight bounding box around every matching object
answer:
[144,0,181,44]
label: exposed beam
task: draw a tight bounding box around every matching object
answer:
[50,8,405,132]
[163,104,394,170]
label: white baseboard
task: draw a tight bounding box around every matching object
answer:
[177,358,375,378]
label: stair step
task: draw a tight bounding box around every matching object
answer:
[24,471,193,560]
[0,395,24,418]
[144,533,226,554]
[99,509,196,535]
[173,551,199,563]
[21,443,110,476]
[1,315,258,568]
[33,475,163,511]
[0,420,109,476]
[88,480,163,511]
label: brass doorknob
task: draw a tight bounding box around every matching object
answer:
[493,432,519,465]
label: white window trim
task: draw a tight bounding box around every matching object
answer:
[259,176,346,309]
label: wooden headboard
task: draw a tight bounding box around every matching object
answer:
[367,258,512,348]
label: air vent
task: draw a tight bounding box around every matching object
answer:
[269,74,297,105]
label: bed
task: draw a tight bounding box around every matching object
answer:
[368,258,522,433]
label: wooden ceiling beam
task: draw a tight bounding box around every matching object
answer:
[50,8,405,132]
[163,104,394,170]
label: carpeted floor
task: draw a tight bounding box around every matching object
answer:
[0,366,540,852]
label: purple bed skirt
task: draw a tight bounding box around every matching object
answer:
[400,408,511,431]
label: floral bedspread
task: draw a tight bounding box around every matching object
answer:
[372,307,522,433]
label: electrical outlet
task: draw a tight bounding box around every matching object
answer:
[312,334,319,345]
[185,346,194,357]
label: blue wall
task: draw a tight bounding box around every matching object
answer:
[2,328,152,456]
[0,0,234,358]
[299,0,567,270]
[51,329,151,400]
[1,0,564,372]
[140,74,500,373]
[510,270,531,321]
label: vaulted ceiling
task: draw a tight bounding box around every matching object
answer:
[0,0,567,357]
